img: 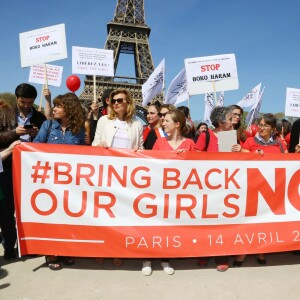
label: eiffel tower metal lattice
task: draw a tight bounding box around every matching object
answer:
[79,0,161,122]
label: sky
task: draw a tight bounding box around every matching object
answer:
[1,0,300,121]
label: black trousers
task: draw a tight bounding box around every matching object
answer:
[0,157,17,250]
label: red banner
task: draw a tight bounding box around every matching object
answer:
[13,143,300,257]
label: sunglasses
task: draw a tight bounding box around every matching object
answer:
[158,112,168,118]
[111,98,125,104]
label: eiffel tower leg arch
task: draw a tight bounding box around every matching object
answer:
[79,0,161,124]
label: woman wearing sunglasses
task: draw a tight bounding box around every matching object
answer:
[92,88,143,267]
[92,88,143,151]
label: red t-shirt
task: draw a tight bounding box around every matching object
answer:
[153,137,196,151]
[242,137,287,153]
[143,126,151,141]
[195,129,219,152]
[284,132,291,148]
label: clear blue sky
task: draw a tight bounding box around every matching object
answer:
[1,0,299,121]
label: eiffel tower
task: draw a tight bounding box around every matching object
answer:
[79,0,161,122]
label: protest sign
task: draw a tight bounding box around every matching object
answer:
[184,54,238,95]
[285,87,300,117]
[13,143,300,258]
[29,64,63,87]
[19,24,67,68]
[72,46,114,76]
[217,130,237,152]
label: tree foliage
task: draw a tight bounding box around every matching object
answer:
[0,92,43,111]
[0,92,16,107]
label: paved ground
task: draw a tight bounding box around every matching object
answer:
[1,249,300,300]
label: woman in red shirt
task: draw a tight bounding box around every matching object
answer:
[242,114,287,155]
[142,110,196,276]
[228,104,247,146]
[234,113,287,267]
[153,110,196,152]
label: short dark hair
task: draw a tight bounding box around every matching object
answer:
[15,83,37,99]
[197,122,208,130]
[177,106,190,118]
[100,89,114,107]
[259,113,277,128]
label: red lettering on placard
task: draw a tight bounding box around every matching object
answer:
[63,190,87,217]
[130,167,151,188]
[163,194,170,219]
[76,163,95,186]
[222,194,240,218]
[107,165,127,187]
[98,164,104,186]
[36,35,50,43]
[202,194,218,218]
[163,168,180,189]
[31,189,57,216]
[201,64,221,72]
[133,193,157,218]
[175,194,196,219]
[245,168,286,216]
[94,192,116,218]
[182,168,204,189]
[225,169,240,189]
[288,169,300,210]
[54,162,72,184]
[205,168,222,189]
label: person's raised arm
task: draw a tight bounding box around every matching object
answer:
[43,88,52,119]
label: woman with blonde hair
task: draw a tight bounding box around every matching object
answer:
[92,88,144,267]
[92,88,143,150]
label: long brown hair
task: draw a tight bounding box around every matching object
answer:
[53,93,84,135]
[165,110,189,136]
[228,104,247,143]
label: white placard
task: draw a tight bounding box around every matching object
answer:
[72,46,114,76]
[29,64,63,87]
[217,130,237,152]
[184,53,238,95]
[19,24,67,68]
[285,87,300,117]
[0,159,3,173]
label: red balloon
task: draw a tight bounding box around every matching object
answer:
[66,75,81,92]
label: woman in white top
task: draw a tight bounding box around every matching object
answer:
[92,88,143,267]
[92,88,143,150]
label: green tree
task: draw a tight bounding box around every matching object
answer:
[0,92,43,112]
[0,92,16,107]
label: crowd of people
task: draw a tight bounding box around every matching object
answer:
[0,83,299,276]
